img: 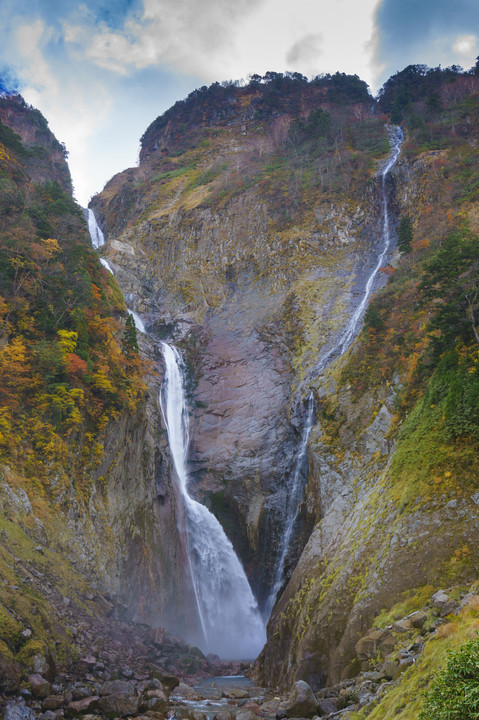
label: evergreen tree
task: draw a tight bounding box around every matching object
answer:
[397,215,413,253]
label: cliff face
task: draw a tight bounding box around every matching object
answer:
[92,76,393,606]
[93,67,479,696]
[0,94,191,675]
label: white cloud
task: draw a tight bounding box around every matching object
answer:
[452,33,477,63]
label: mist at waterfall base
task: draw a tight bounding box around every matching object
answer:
[160,343,266,659]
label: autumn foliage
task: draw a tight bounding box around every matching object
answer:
[0,96,147,479]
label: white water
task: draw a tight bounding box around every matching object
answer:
[87,208,105,248]
[160,342,266,659]
[100,257,114,273]
[317,125,404,371]
[127,308,146,333]
[264,392,315,618]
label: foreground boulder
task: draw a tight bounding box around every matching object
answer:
[284,680,317,718]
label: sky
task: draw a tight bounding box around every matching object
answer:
[0,0,478,206]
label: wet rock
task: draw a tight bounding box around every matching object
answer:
[98,692,139,717]
[65,696,100,716]
[174,709,207,720]
[222,688,250,700]
[4,704,36,720]
[213,712,234,720]
[176,682,197,697]
[29,674,52,699]
[236,711,258,720]
[284,680,317,718]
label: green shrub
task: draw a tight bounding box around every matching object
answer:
[420,636,479,719]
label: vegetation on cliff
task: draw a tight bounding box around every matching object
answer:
[0,95,146,482]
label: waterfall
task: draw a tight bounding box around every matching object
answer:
[100,257,114,273]
[317,125,404,371]
[127,309,146,333]
[160,342,266,659]
[87,208,105,248]
[264,393,315,618]
[265,127,403,616]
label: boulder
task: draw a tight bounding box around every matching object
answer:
[393,618,412,633]
[140,689,169,714]
[100,679,135,696]
[410,611,428,629]
[65,696,100,717]
[42,695,65,710]
[284,680,317,718]
[4,705,35,720]
[318,697,338,716]
[440,600,459,617]
[355,629,395,660]
[259,699,280,714]
[236,711,259,720]
[29,673,52,699]
[431,590,449,610]
[98,693,139,717]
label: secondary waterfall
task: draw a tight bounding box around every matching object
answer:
[160,342,266,659]
[266,127,403,616]
[317,125,404,371]
[264,392,315,618]
[87,208,105,248]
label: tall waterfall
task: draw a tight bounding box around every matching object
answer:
[160,342,266,659]
[266,127,404,617]
[87,208,105,248]
[264,392,315,618]
[317,125,404,371]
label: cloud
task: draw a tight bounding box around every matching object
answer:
[82,0,268,80]
[374,0,479,88]
[286,33,323,71]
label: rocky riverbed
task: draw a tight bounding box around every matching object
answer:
[3,586,475,720]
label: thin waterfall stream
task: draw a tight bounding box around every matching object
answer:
[316,125,404,372]
[264,392,315,618]
[266,126,403,616]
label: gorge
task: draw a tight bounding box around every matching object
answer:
[2,65,479,720]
